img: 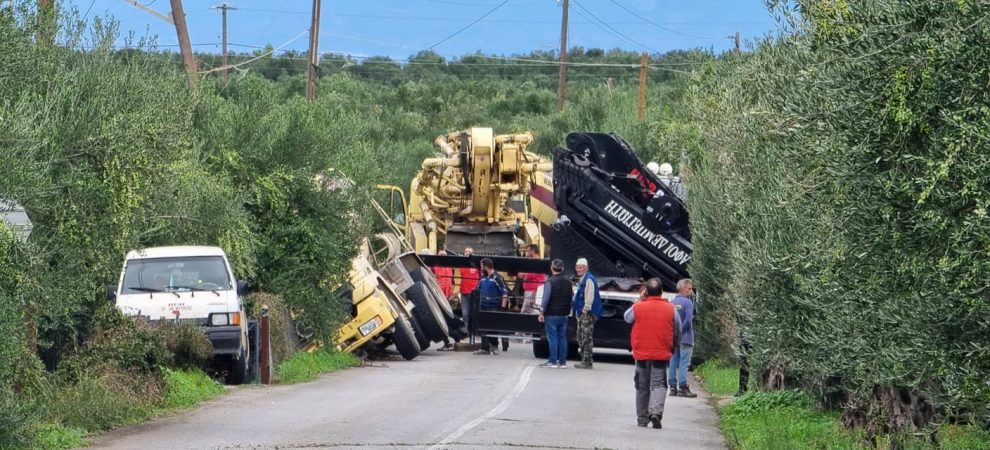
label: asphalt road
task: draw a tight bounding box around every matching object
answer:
[88,344,725,450]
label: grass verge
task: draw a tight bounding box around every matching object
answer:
[694,360,990,449]
[276,349,359,384]
[163,368,226,409]
[33,424,87,450]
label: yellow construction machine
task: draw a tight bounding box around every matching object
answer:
[379,127,554,257]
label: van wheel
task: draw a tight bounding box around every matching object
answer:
[391,311,421,360]
[226,348,249,385]
[405,283,448,341]
[533,339,549,359]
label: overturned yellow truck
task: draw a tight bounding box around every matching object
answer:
[334,236,465,360]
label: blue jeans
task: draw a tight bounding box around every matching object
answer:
[668,344,694,388]
[544,315,568,364]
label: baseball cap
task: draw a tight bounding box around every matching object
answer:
[576,258,588,267]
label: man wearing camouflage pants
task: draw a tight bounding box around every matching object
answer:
[572,258,602,369]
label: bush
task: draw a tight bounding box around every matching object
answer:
[685,0,990,435]
[0,387,37,450]
[156,323,213,370]
[247,292,297,367]
[38,369,161,432]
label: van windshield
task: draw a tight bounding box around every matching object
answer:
[121,256,231,294]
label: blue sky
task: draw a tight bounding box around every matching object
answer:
[64,0,778,60]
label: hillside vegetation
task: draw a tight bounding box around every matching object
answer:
[1,0,988,448]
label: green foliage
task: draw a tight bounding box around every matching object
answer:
[156,323,214,370]
[162,368,225,409]
[36,370,160,432]
[275,349,359,385]
[685,0,990,431]
[0,386,38,450]
[247,293,298,366]
[695,359,742,397]
[720,395,862,450]
[31,424,87,450]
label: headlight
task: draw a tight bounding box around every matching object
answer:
[209,313,229,326]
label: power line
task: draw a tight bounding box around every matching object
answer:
[426,0,510,50]
[233,9,761,26]
[608,0,731,40]
[570,0,657,53]
[199,30,309,74]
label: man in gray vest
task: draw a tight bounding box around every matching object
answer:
[538,259,573,368]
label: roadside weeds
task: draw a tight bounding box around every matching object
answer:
[694,359,990,450]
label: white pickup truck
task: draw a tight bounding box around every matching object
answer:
[108,246,251,384]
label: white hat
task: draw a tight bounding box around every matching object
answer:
[659,163,673,176]
[576,258,588,267]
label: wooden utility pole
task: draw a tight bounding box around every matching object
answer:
[637,52,647,121]
[170,0,197,89]
[37,0,54,47]
[734,31,741,53]
[212,3,236,83]
[306,0,321,102]
[556,0,569,112]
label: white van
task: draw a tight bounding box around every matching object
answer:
[108,246,251,384]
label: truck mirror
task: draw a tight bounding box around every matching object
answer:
[236,280,248,296]
[107,286,117,301]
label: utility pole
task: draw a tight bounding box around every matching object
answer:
[170,0,197,89]
[37,0,54,47]
[212,3,236,83]
[637,52,647,122]
[556,0,569,112]
[306,0,321,102]
[734,31,741,53]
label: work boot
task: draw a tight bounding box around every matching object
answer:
[669,387,678,397]
[678,385,698,398]
[574,362,593,370]
[649,414,663,429]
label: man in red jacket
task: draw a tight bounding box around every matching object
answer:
[458,247,480,339]
[624,278,682,429]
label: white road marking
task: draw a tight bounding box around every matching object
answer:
[428,365,535,450]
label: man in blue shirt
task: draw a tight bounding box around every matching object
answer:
[572,258,602,369]
[473,258,510,355]
[668,278,698,398]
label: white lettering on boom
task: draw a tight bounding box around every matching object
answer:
[602,200,691,266]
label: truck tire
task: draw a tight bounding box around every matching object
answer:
[407,307,431,351]
[391,312,421,360]
[226,348,249,385]
[405,283,448,341]
[409,267,456,319]
[532,339,549,359]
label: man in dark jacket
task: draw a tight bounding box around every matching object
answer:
[473,258,510,355]
[538,259,573,368]
[624,278,682,429]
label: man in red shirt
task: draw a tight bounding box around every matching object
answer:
[457,247,480,338]
[432,249,457,351]
[433,249,454,299]
[624,278,682,429]
[519,244,546,314]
